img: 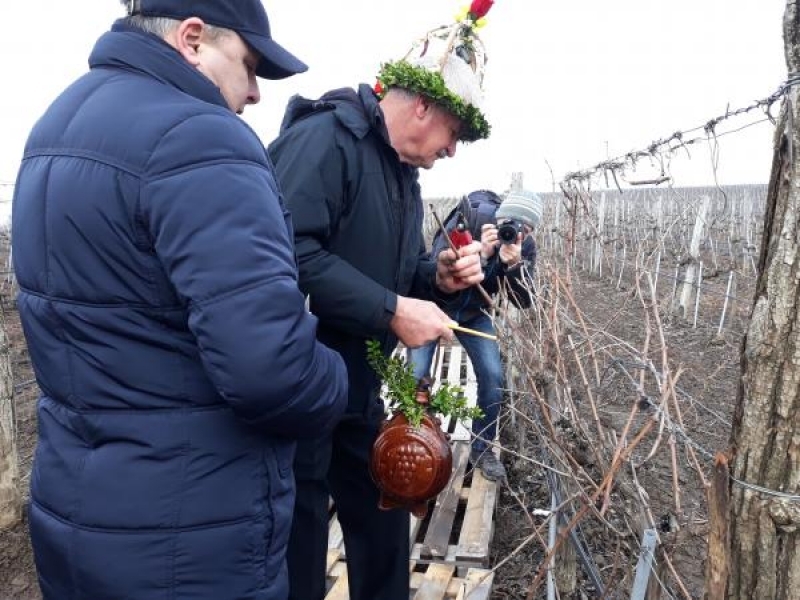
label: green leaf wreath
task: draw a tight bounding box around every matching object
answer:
[375,60,491,142]
[366,339,484,427]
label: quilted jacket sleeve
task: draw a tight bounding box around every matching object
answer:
[141,113,347,437]
[268,118,398,338]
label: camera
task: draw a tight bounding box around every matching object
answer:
[497,219,523,244]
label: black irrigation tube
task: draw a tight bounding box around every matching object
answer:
[544,468,611,598]
[14,378,37,392]
[505,362,608,598]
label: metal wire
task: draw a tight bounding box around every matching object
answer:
[562,74,800,187]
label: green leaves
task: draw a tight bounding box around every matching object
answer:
[366,340,484,427]
[429,381,483,423]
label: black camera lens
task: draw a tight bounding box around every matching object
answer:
[497,219,520,244]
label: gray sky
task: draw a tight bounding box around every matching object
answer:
[0,1,787,201]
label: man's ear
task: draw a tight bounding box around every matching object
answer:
[170,17,206,67]
[414,95,433,120]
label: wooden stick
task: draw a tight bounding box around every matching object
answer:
[446,322,497,341]
[705,453,730,600]
[429,204,494,308]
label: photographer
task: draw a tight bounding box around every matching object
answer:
[409,189,540,481]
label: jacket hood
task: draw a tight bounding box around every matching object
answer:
[279,84,389,144]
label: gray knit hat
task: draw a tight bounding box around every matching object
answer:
[495,190,543,228]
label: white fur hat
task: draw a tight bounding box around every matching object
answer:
[375,1,494,142]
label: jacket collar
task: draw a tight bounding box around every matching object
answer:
[88,22,229,109]
[357,84,392,148]
[354,84,414,175]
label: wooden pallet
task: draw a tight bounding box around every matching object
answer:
[323,343,497,598]
[327,443,499,568]
[325,557,495,600]
[411,442,498,567]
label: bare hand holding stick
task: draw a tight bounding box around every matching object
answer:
[430,204,494,308]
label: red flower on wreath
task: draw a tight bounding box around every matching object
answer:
[468,0,494,20]
[374,80,384,96]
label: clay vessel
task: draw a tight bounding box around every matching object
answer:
[369,411,453,518]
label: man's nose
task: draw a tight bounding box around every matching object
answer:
[248,80,261,105]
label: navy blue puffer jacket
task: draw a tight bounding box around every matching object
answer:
[12,24,347,600]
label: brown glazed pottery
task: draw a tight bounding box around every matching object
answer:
[369,411,453,518]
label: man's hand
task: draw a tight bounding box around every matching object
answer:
[480,223,498,260]
[390,296,455,348]
[498,233,523,268]
[435,241,484,293]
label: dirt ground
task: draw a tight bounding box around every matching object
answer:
[0,268,746,599]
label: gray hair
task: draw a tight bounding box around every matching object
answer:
[117,1,231,41]
[386,87,450,116]
[386,87,421,102]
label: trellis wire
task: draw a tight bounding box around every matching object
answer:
[561,73,800,187]
[601,354,800,503]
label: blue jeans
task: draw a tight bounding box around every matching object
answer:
[407,312,503,454]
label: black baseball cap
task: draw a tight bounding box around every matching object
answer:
[130,0,308,79]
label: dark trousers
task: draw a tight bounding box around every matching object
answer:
[287,405,410,600]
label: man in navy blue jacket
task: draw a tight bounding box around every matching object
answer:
[12,1,347,598]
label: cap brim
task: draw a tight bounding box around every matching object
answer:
[240,33,308,80]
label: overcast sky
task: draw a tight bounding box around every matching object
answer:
[0,1,787,201]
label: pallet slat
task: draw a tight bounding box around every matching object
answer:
[325,560,349,600]
[326,560,494,600]
[455,569,495,600]
[456,454,499,563]
[412,563,456,600]
[421,443,470,559]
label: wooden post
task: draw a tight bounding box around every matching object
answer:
[654,251,662,297]
[655,195,664,245]
[744,191,756,275]
[551,497,577,600]
[718,271,734,336]
[613,195,620,276]
[679,195,710,318]
[670,265,679,307]
[597,192,607,277]
[693,261,704,328]
[0,311,20,530]
[569,191,578,268]
[706,454,730,600]
[509,171,523,193]
[554,198,562,257]
[631,529,659,600]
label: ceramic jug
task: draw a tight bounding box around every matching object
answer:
[369,381,453,518]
